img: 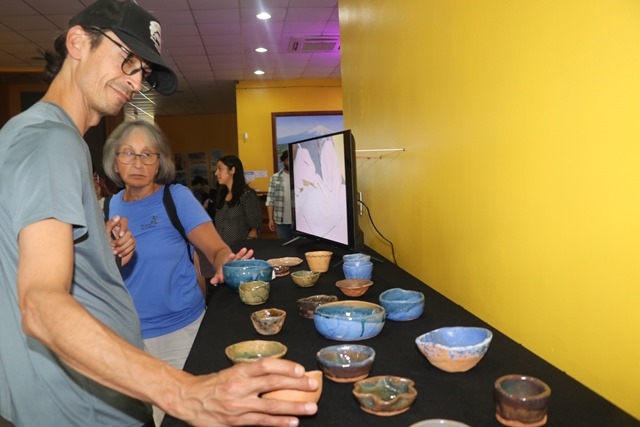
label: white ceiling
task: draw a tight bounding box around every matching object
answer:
[0,0,341,119]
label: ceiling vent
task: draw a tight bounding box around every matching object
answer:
[288,36,340,53]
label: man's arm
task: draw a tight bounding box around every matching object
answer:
[18,218,316,426]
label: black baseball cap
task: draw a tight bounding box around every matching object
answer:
[69,0,178,95]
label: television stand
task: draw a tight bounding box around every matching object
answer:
[282,236,303,246]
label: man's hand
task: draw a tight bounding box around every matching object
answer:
[171,359,318,427]
[209,247,254,286]
[106,215,135,267]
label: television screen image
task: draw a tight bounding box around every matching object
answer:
[288,129,363,251]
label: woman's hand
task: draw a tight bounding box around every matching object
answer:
[106,215,135,267]
[209,247,254,286]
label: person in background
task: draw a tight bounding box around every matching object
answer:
[102,120,240,425]
[214,154,262,244]
[93,170,113,209]
[0,1,318,426]
[266,149,293,239]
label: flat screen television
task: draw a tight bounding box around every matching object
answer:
[288,129,364,252]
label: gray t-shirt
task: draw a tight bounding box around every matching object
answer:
[0,103,151,426]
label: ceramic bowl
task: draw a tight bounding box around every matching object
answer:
[272,264,290,277]
[343,253,371,263]
[415,326,493,373]
[250,308,286,336]
[352,375,417,416]
[262,370,323,403]
[316,344,376,383]
[222,259,272,292]
[378,288,425,321]
[238,280,270,305]
[313,300,386,341]
[296,295,339,319]
[291,270,321,287]
[494,374,551,427]
[335,279,374,297]
[225,340,287,364]
[409,420,471,427]
[305,250,333,272]
[342,261,373,280]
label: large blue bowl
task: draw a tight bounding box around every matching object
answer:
[222,259,272,292]
[379,288,425,321]
[313,300,385,341]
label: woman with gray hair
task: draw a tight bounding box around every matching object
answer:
[103,120,253,425]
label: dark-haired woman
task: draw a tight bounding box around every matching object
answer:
[214,155,262,244]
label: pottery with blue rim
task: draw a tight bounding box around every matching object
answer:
[343,253,371,263]
[379,288,425,321]
[313,300,385,341]
[222,259,272,292]
[415,326,493,373]
[316,344,376,383]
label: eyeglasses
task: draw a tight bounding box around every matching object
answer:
[117,150,160,165]
[91,27,157,93]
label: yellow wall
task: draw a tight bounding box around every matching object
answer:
[340,0,640,419]
[155,113,238,184]
[235,79,342,191]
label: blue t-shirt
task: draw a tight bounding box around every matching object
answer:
[109,184,210,338]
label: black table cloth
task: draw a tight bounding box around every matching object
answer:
[163,238,638,427]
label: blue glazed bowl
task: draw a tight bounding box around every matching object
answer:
[415,326,492,373]
[313,300,385,341]
[379,288,425,321]
[343,253,371,263]
[222,259,273,292]
[343,261,373,280]
[316,344,376,383]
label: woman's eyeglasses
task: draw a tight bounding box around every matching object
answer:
[117,151,159,165]
[91,27,157,93]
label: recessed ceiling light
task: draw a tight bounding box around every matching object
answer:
[255,47,267,53]
[256,12,271,20]
[254,70,265,75]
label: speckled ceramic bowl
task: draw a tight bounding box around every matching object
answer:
[250,308,286,336]
[379,288,425,321]
[415,327,492,373]
[352,375,417,416]
[296,295,339,319]
[222,259,272,292]
[494,374,551,427]
[291,270,321,287]
[224,340,287,364]
[313,300,385,341]
[239,280,270,305]
[316,344,376,383]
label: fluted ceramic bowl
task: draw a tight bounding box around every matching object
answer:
[415,326,492,373]
[379,288,425,321]
[222,259,272,292]
[313,300,385,341]
[316,344,376,383]
[352,375,417,416]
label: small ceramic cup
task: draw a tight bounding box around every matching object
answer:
[494,374,551,427]
[239,280,270,305]
[251,308,287,335]
[343,261,373,280]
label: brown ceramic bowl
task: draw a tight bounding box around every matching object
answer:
[250,308,287,336]
[262,370,323,403]
[494,374,551,427]
[296,294,339,319]
[335,278,374,297]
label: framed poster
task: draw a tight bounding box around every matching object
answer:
[271,111,344,172]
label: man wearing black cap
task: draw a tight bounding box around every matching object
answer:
[0,1,317,426]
